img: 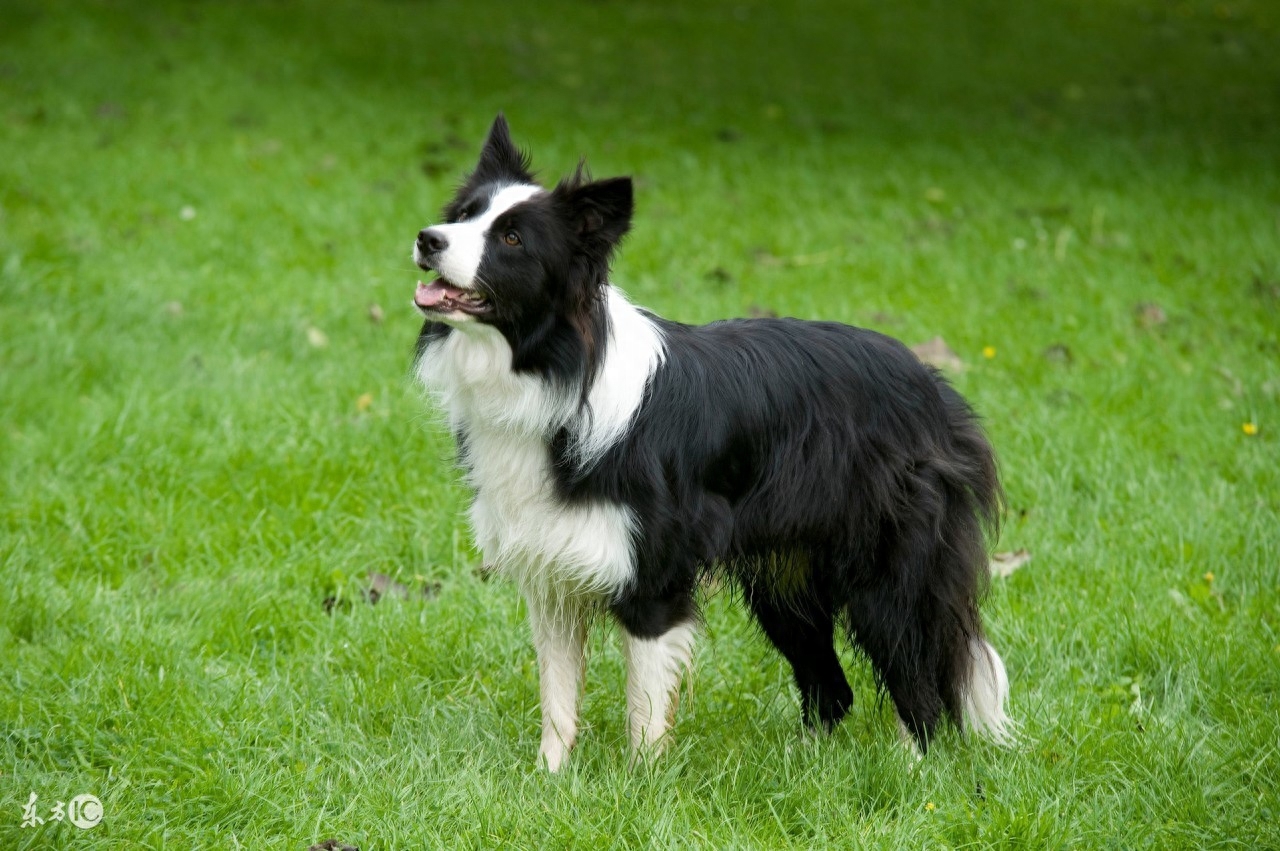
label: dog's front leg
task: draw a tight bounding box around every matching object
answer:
[623,622,697,761]
[526,591,588,772]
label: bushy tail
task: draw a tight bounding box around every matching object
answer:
[935,381,1016,745]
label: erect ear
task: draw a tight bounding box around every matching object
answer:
[562,175,634,248]
[473,113,534,184]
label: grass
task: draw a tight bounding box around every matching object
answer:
[2,0,1278,847]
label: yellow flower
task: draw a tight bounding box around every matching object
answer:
[982,346,996,359]
[925,802,936,811]
[1203,572,1214,584]
[1242,422,1258,436]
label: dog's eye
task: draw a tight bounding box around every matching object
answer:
[503,231,522,247]
[455,209,469,223]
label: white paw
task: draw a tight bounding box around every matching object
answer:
[539,736,571,773]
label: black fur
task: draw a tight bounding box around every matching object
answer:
[417,116,1005,751]
[555,318,1002,748]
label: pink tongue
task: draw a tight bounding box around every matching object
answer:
[415,280,462,308]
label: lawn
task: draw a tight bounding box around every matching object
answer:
[2,0,1278,847]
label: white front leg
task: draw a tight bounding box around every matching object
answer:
[526,592,589,772]
[623,622,697,758]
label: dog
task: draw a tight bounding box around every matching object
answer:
[411,115,1013,771]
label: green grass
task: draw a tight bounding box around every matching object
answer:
[3,0,1279,847]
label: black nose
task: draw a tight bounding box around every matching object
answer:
[416,228,448,254]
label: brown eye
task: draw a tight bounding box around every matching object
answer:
[503,231,521,247]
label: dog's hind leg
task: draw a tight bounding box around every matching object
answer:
[744,581,853,733]
[526,590,589,772]
[847,584,946,753]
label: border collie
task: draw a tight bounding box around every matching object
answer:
[411,116,1013,771]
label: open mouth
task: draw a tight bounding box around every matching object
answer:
[414,279,491,316]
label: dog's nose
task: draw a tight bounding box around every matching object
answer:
[417,228,448,254]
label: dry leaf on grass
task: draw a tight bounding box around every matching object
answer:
[990,549,1031,578]
[869,311,903,326]
[911,336,965,372]
[364,572,441,604]
[322,573,441,614]
[1252,275,1280,302]
[705,266,734,285]
[1042,343,1073,365]
[1134,302,1167,328]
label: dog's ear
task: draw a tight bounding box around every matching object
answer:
[552,173,633,382]
[473,114,534,184]
[561,175,634,249]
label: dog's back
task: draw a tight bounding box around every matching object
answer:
[546,315,1011,748]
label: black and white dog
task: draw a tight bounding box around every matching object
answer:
[412,116,1013,771]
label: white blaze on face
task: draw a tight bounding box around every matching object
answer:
[414,183,542,288]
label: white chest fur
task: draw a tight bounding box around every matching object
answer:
[416,288,664,600]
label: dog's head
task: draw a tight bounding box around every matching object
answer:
[413,115,633,378]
